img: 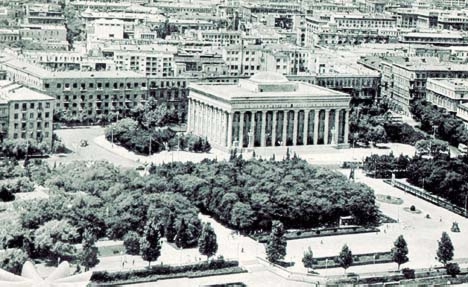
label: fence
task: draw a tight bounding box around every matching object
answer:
[384,179,468,218]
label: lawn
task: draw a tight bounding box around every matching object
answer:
[98,244,126,257]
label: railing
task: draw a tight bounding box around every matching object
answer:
[384,179,468,218]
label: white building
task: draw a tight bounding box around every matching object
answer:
[91,19,125,40]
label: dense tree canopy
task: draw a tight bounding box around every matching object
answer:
[151,155,379,231]
[411,99,468,147]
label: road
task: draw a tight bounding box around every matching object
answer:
[47,127,139,169]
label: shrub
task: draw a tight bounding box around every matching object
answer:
[402,268,415,279]
[410,205,416,212]
[446,263,461,277]
[0,186,15,202]
[91,257,239,283]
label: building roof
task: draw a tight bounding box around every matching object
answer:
[0,81,54,103]
[249,72,288,84]
[190,72,349,102]
[48,70,146,79]
[428,78,468,91]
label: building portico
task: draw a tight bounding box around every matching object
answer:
[188,72,351,151]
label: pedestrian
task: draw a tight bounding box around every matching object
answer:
[320,240,323,244]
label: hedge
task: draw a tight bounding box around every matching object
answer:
[91,258,239,283]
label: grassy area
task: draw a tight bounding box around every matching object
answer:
[313,251,393,269]
[252,226,379,243]
[376,194,404,205]
[98,244,126,257]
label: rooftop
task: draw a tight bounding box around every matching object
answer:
[0,81,54,103]
[428,78,468,91]
[250,72,288,84]
[190,72,349,101]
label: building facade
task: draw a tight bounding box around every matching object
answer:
[426,78,468,113]
[0,81,54,146]
[188,72,350,151]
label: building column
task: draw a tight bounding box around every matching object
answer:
[187,99,192,132]
[196,101,201,135]
[324,109,329,145]
[334,109,339,145]
[313,109,319,145]
[292,110,298,146]
[272,111,277,146]
[303,110,309,145]
[344,109,349,145]
[219,109,224,145]
[199,103,204,136]
[207,106,212,141]
[212,108,218,144]
[260,111,266,147]
[249,111,255,148]
[216,109,221,145]
[227,112,232,147]
[282,111,287,146]
[239,111,244,148]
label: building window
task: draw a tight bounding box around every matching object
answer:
[14,103,19,109]
[30,103,34,109]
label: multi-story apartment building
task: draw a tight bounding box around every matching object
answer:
[196,30,243,46]
[0,29,20,43]
[331,13,396,29]
[1,57,148,120]
[305,13,395,47]
[112,50,175,77]
[23,3,65,25]
[426,78,468,113]
[175,53,228,78]
[222,43,310,76]
[90,19,125,40]
[42,70,147,120]
[399,31,468,46]
[360,55,468,114]
[394,8,468,31]
[147,2,215,16]
[19,24,68,49]
[0,80,54,146]
[21,51,83,71]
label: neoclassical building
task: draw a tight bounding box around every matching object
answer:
[187,72,351,151]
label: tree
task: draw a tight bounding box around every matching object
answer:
[302,247,315,272]
[140,222,161,267]
[34,219,79,262]
[446,262,461,277]
[198,223,218,260]
[391,235,409,270]
[336,244,353,274]
[123,231,141,255]
[80,229,99,271]
[266,220,287,263]
[0,249,28,275]
[164,212,177,243]
[436,232,454,266]
[175,218,190,249]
